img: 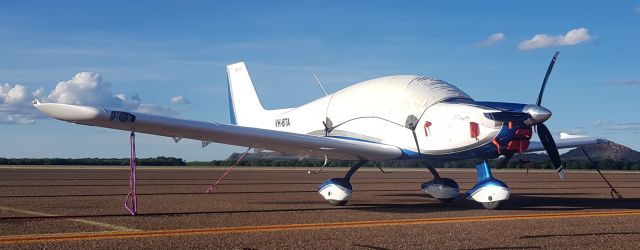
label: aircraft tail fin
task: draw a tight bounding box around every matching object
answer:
[227,62,266,126]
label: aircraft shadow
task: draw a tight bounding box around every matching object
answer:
[350,193,640,213]
[2,194,637,221]
[500,194,639,211]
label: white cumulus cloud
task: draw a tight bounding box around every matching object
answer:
[1,72,183,124]
[479,33,505,47]
[47,72,122,107]
[594,121,640,132]
[0,83,45,124]
[170,95,191,104]
[518,28,592,50]
[137,104,180,116]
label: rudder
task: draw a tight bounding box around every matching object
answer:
[227,62,266,126]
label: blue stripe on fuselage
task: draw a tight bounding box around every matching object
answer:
[328,135,500,161]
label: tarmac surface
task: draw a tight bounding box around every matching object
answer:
[0,166,639,249]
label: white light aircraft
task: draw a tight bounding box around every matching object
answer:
[34,52,607,210]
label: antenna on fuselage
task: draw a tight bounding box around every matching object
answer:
[313,73,329,96]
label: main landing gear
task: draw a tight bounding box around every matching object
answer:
[421,164,459,202]
[317,161,367,206]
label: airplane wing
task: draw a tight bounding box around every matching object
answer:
[526,133,608,152]
[33,101,403,161]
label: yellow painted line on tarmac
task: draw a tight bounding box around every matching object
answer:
[0,205,137,232]
[1,210,640,244]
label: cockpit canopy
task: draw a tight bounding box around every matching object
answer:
[326,75,472,128]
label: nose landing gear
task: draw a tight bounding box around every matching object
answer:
[466,160,510,210]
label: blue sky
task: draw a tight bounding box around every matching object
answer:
[1,1,639,160]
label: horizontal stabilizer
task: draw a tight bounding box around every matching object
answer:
[527,135,608,152]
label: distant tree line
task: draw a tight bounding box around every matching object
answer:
[0,157,186,166]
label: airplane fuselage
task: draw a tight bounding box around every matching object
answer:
[240,75,536,161]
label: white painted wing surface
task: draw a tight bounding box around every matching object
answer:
[527,135,608,152]
[33,101,403,161]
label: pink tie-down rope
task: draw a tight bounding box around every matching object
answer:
[206,148,251,193]
[124,131,138,215]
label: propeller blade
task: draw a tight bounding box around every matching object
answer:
[537,123,565,179]
[536,51,559,106]
[483,111,532,122]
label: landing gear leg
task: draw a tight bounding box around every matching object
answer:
[466,160,510,210]
[426,164,440,179]
[421,163,459,202]
[317,160,367,206]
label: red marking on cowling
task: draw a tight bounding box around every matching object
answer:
[507,140,530,152]
[424,121,432,136]
[470,122,479,140]
[492,138,501,154]
[515,128,532,139]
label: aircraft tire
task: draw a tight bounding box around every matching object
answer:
[328,200,348,206]
[481,201,502,210]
